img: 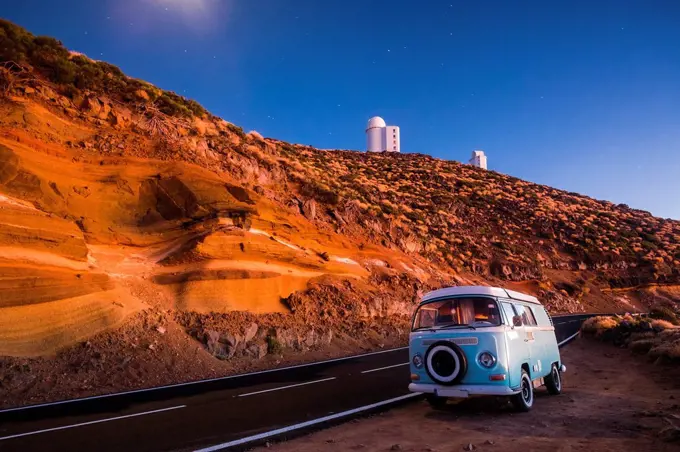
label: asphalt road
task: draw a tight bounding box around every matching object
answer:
[0,314,593,452]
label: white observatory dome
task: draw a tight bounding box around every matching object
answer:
[367,116,386,130]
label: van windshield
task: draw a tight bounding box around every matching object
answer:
[412,297,501,331]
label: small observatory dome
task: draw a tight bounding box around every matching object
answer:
[367,116,387,130]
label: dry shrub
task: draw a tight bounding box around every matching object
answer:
[630,339,656,354]
[651,319,677,331]
[581,316,618,335]
[650,303,680,325]
[648,340,680,360]
[589,320,680,362]
[0,61,31,97]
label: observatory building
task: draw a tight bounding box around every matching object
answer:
[366,116,400,153]
[469,150,488,170]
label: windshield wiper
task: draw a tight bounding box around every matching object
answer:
[439,324,476,330]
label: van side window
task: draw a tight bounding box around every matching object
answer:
[513,304,537,326]
[501,302,517,325]
[528,306,543,326]
[525,307,538,326]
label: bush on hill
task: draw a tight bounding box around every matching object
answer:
[0,19,205,118]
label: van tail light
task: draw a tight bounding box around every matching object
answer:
[489,374,506,381]
[410,373,420,381]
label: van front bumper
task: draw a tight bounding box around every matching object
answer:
[409,383,519,398]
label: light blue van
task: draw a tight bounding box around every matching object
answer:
[408,286,566,411]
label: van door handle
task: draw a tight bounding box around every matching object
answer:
[524,339,529,342]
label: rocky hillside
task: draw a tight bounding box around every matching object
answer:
[0,20,678,408]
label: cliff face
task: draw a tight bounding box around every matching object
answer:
[0,20,678,407]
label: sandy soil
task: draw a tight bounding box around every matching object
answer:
[261,340,680,451]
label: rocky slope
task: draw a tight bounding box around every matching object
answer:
[0,20,678,407]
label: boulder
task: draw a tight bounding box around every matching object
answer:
[244,323,259,343]
[80,96,101,116]
[110,106,132,128]
[205,330,228,358]
[97,101,112,120]
[320,329,334,345]
[245,343,268,360]
[63,107,79,117]
[219,332,241,348]
[58,96,72,108]
[191,139,210,157]
[304,330,317,348]
[274,328,300,350]
[192,117,208,135]
[39,85,58,101]
[301,199,317,220]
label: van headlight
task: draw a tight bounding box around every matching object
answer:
[412,353,423,369]
[478,351,496,368]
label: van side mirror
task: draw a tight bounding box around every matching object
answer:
[512,315,523,327]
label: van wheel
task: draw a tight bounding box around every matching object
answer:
[425,394,448,409]
[511,370,534,412]
[545,363,562,395]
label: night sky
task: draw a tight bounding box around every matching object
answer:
[2,0,679,219]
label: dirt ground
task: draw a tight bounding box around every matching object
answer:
[260,339,680,451]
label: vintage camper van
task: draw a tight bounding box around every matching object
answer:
[408,286,566,412]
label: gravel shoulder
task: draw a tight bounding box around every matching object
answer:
[260,339,680,451]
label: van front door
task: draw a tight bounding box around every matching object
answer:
[501,301,530,389]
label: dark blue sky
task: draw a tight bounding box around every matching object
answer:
[3,0,679,219]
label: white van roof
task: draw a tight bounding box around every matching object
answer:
[421,285,541,305]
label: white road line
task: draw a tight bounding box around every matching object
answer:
[195,393,421,452]
[0,346,408,414]
[361,363,410,374]
[0,405,186,442]
[237,377,336,398]
[558,331,580,347]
